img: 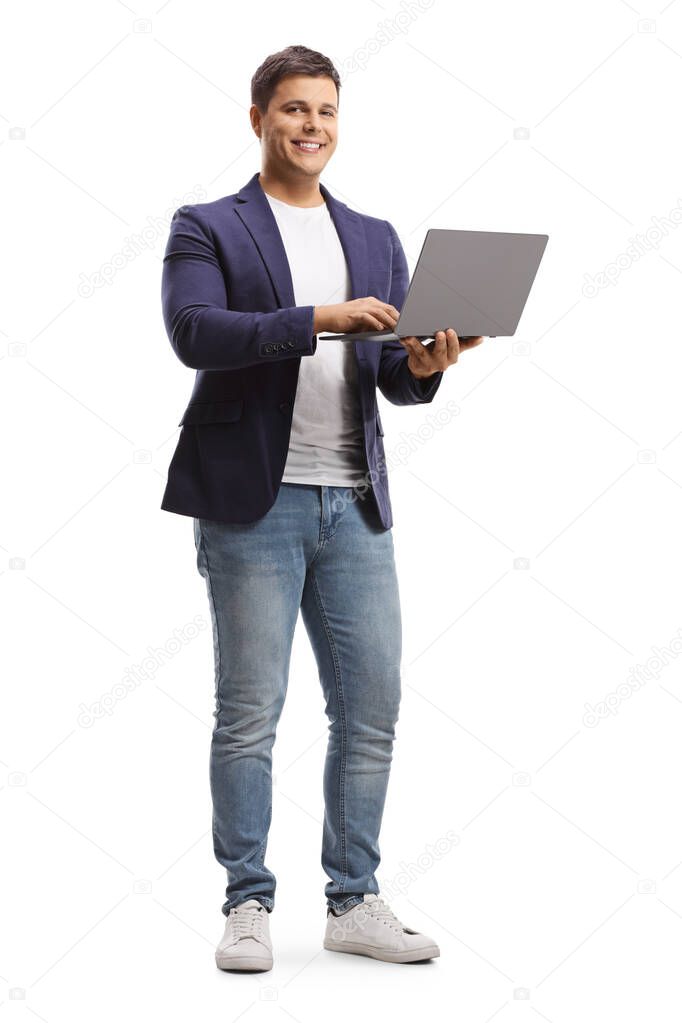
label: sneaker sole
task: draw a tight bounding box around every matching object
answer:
[323,938,439,963]
[216,953,273,971]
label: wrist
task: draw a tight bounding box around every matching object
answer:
[313,306,328,333]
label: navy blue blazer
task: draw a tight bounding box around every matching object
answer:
[160,171,443,529]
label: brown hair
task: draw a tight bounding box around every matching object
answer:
[251,45,341,115]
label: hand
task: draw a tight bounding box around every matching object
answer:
[314,297,400,334]
[399,329,485,378]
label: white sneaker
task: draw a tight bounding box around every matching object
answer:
[215,898,273,971]
[323,893,440,963]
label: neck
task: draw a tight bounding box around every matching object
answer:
[257,170,324,208]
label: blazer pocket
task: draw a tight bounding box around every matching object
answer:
[178,399,244,427]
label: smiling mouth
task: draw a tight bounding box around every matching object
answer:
[291,140,326,152]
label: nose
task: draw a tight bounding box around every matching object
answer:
[303,117,324,135]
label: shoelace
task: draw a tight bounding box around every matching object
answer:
[229,904,267,942]
[361,896,404,934]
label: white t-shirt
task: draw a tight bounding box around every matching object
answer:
[263,191,367,486]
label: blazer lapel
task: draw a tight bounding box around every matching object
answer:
[234,171,370,314]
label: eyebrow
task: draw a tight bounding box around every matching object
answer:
[282,99,337,111]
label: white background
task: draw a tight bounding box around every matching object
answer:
[3,0,682,1017]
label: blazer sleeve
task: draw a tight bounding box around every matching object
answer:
[377,220,444,406]
[161,205,318,371]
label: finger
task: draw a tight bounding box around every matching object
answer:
[375,302,400,327]
[362,303,394,330]
[444,328,460,360]
[372,307,398,330]
[399,337,423,363]
[353,314,387,332]
[434,330,449,354]
[401,336,428,365]
[433,329,455,367]
[459,335,484,350]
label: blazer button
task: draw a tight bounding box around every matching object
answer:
[279,401,290,413]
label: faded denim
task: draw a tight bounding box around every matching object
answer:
[193,482,402,917]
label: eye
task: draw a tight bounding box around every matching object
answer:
[288,106,334,116]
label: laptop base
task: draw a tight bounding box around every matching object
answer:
[320,329,399,342]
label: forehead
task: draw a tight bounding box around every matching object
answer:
[273,74,338,108]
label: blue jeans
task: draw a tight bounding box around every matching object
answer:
[193,482,403,917]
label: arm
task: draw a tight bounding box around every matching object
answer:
[161,205,318,371]
[377,220,444,406]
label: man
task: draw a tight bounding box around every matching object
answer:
[161,44,484,972]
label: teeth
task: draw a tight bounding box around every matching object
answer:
[294,141,321,150]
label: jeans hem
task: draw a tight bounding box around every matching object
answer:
[326,894,365,914]
[223,896,274,916]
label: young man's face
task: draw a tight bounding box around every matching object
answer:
[252,73,338,179]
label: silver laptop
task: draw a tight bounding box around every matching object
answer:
[321,228,549,342]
